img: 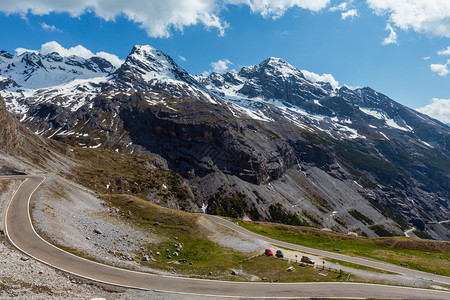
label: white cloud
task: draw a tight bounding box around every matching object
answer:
[40,22,61,32]
[416,98,450,124]
[423,56,431,60]
[178,55,187,62]
[14,48,38,55]
[437,46,450,56]
[14,41,124,68]
[301,69,339,89]
[0,1,331,37]
[367,0,450,38]
[95,51,125,68]
[430,60,450,76]
[329,2,348,12]
[229,0,331,19]
[211,59,232,73]
[329,2,358,21]
[40,41,94,58]
[382,23,398,45]
[0,0,226,38]
[341,9,358,20]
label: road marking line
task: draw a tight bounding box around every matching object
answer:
[4,177,28,239]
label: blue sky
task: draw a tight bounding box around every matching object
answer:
[1,0,449,123]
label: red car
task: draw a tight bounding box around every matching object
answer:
[265,249,273,256]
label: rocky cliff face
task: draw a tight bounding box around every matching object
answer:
[0,44,448,240]
[0,96,20,154]
[0,94,70,175]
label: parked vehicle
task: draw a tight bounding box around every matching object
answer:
[301,256,315,264]
[265,249,273,256]
[275,250,284,258]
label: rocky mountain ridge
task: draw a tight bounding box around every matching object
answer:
[197,58,448,147]
[0,94,70,175]
[0,44,448,240]
[0,95,20,154]
[0,50,115,89]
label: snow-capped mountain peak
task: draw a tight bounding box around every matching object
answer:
[1,43,448,146]
[117,44,200,84]
[0,43,448,240]
[128,44,161,61]
[239,57,304,81]
[0,50,116,89]
[107,44,214,102]
[120,44,183,81]
[261,57,303,77]
[197,56,332,110]
[0,50,13,59]
[44,51,64,62]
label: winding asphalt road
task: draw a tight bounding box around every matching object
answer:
[208,216,450,286]
[3,175,450,299]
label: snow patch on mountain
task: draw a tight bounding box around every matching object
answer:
[1,76,107,113]
[111,45,217,103]
[359,107,413,132]
[0,50,115,89]
[2,43,448,147]
[126,45,178,81]
[226,101,273,122]
[359,107,384,119]
[16,41,124,68]
[263,57,302,78]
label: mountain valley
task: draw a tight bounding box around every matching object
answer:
[0,44,449,241]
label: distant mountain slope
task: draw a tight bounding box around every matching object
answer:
[105,45,212,101]
[0,95,20,154]
[0,95,69,175]
[0,44,448,240]
[197,58,449,147]
[0,50,114,89]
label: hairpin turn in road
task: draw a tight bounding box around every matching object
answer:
[3,175,450,299]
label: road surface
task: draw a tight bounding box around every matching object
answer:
[3,175,450,299]
[404,227,416,237]
[208,216,450,286]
